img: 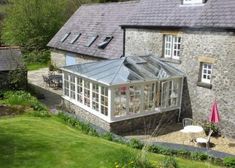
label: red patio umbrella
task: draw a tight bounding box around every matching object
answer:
[209,100,220,123]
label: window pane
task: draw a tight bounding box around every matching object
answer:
[129,85,141,114]
[114,86,127,117]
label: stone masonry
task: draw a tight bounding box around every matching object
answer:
[125,28,235,137]
[50,49,102,68]
[62,98,179,135]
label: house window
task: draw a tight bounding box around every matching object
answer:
[183,0,205,5]
[84,80,90,107]
[161,79,180,108]
[129,85,141,114]
[98,36,113,49]
[70,75,76,99]
[77,77,83,103]
[144,83,155,112]
[92,83,99,111]
[70,33,81,44]
[114,86,127,117]
[101,86,108,116]
[85,35,98,47]
[64,73,69,96]
[164,35,181,60]
[201,63,213,84]
[61,32,71,42]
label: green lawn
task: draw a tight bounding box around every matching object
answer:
[27,63,48,71]
[0,116,220,168]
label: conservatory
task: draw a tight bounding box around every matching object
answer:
[61,55,185,123]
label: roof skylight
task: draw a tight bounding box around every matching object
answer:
[183,0,206,5]
[60,32,71,42]
[85,35,98,47]
[98,36,113,49]
[69,33,81,44]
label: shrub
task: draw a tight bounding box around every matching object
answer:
[23,50,50,65]
[57,112,98,137]
[162,156,178,168]
[129,138,144,149]
[3,91,50,117]
[114,151,154,168]
[203,122,220,137]
[101,132,113,141]
[223,157,235,168]
[190,152,208,161]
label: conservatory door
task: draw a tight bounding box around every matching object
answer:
[66,53,76,66]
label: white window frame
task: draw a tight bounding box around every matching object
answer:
[201,63,213,84]
[164,35,181,60]
[70,75,76,100]
[101,86,108,116]
[63,73,69,97]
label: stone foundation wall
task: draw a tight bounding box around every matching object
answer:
[125,28,235,138]
[62,98,179,135]
[50,49,102,68]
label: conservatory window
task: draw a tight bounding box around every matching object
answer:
[64,73,69,97]
[70,75,76,99]
[201,63,213,84]
[92,83,99,111]
[161,79,180,108]
[84,80,90,107]
[144,83,155,112]
[129,85,141,114]
[77,77,83,103]
[101,86,108,116]
[114,86,128,117]
[164,35,181,60]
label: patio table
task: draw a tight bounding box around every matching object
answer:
[180,125,204,142]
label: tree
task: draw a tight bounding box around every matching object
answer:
[2,0,70,51]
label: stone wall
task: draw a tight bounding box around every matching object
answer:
[50,49,102,68]
[62,98,179,135]
[125,28,235,138]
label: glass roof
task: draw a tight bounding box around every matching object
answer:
[62,55,185,86]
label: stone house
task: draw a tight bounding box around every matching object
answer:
[0,46,27,90]
[122,0,235,137]
[48,0,235,137]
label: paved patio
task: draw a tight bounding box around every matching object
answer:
[28,68,62,109]
[126,128,235,155]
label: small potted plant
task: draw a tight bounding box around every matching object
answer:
[203,122,220,137]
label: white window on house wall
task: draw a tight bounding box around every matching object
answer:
[201,63,213,84]
[92,83,99,111]
[84,80,91,107]
[64,73,69,97]
[161,79,180,108]
[164,35,181,60]
[183,0,205,5]
[77,77,83,103]
[70,75,76,99]
[101,86,108,116]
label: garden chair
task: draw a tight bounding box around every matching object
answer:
[196,130,213,149]
[182,118,193,127]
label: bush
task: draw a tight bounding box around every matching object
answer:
[2,91,50,117]
[101,132,113,141]
[129,138,144,149]
[223,157,235,168]
[190,152,208,161]
[57,112,98,137]
[203,122,220,137]
[114,151,154,168]
[162,156,178,168]
[23,50,50,65]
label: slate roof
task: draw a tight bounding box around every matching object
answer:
[0,47,23,71]
[122,0,235,29]
[47,1,138,59]
[61,55,184,86]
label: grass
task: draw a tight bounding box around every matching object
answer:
[0,116,220,168]
[27,63,48,71]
